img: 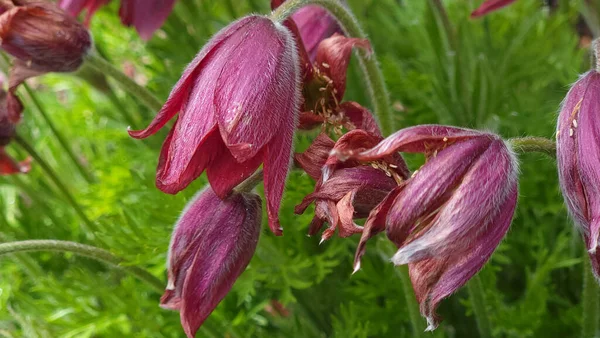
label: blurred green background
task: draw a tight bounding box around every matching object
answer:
[0,0,594,337]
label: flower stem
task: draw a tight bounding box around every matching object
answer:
[84,52,163,113]
[0,240,164,293]
[22,84,95,183]
[270,0,395,136]
[235,169,264,193]
[582,254,600,338]
[509,136,556,157]
[466,274,492,338]
[14,135,98,235]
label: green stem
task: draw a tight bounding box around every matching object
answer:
[0,240,164,293]
[22,84,95,183]
[270,0,395,136]
[582,254,600,338]
[466,274,492,338]
[377,240,424,337]
[84,53,163,113]
[14,135,98,235]
[509,137,556,157]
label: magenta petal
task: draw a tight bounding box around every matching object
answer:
[470,0,518,18]
[0,147,31,175]
[386,137,493,246]
[214,17,299,162]
[339,101,382,137]
[350,124,484,162]
[163,187,261,337]
[207,148,263,199]
[407,187,517,330]
[336,190,363,237]
[392,139,517,262]
[292,4,344,62]
[129,16,256,139]
[59,0,109,26]
[263,108,296,236]
[315,33,371,100]
[294,132,335,180]
[119,0,176,40]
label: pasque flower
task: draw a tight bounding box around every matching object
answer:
[129,15,300,235]
[340,125,519,330]
[161,187,262,338]
[0,0,91,121]
[295,130,409,242]
[557,70,600,279]
[471,0,517,18]
[59,0,176,40]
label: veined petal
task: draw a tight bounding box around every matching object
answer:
[119,0,176,41]
[207,148,263,199]
[339,101,381,137]
[470,0,517,18]
[294,132,335,180]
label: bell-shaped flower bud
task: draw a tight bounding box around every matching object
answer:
[470,0,517,18]
[0,0,91,121]
[119,0,177,40]
[58,0,109,26]
[340,125,519,330]
[557,70,600,278]
[129,15,300,235]
[161,187,262,338]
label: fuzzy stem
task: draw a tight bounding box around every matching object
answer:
[22,84,95,183]
[582,255,600,338]
[84,53,163,113]
[0,240,164,293]
[509,137,556,157]
[14,135,98,235]
[270,0,394,135]
[234,169,264,193]
[466,274,493,338]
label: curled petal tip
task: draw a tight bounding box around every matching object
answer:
[319,237,326,245]
[352,261,361,275]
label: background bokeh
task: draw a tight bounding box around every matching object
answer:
[0,0,592,337]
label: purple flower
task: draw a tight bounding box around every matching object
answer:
[557,70,600,279]
[58,0,109,26]
[161,187,262,338]
[59,0,176,40]
[129,16,300,236]
[119,0,177,41]
[0,0,91,121]
[341,125,519,330]
[0,81,29,175]
[295,130,408,242]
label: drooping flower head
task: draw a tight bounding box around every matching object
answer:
[58,0,176,40]
[161,187,262,338]
[557,70,600,279]
[0,0,91,121]
[339,125,519,330]
[129,15,300,235]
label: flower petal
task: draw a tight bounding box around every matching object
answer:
[207,148,263,199]
[294,132,335,180]
[470,0,517,18]
[119,0,176,41]
[339,101,381,137]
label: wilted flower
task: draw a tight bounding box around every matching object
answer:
[129,15,300,235]
[271,0,344,61]
[557,70,600,279]
[341,125,519,330]
[0,82,29,175]
[471,0,517,18]
[59,0,176,40]
[161,187,262,338]
[0,0,91,121]
[295,130,408,241]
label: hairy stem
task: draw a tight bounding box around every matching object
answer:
[582,255,600,338]
[0,240,164,293]
[14,135,98,235]
[22,84,95,183]
[467,274,493,338]
[235,169,264,193]
[84,52,163,113]
[509,136,556,157]
[270,0,394,135]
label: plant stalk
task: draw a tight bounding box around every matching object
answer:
[0,240,164,293]
[509,136,556,157]
[84,52,163,113]
[466,274,493,338]
[270,0,394,135]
